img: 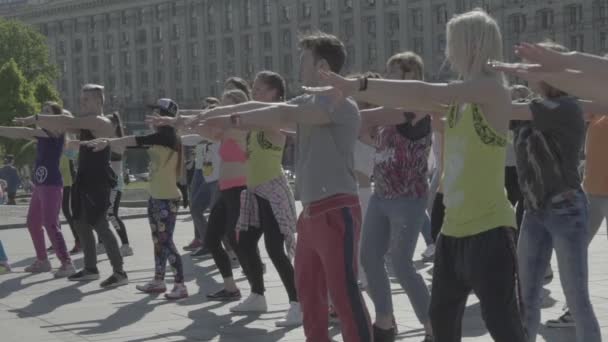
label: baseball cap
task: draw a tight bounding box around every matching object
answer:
[148,98,178,117]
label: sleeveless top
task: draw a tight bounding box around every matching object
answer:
[76,129,116,190]
[246,131,285,188]
[59,155,74,187]
[34,132,65,187]
[442,104,515,237]
[218,130,248,190]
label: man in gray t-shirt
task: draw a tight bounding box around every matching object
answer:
[289,94,360,204]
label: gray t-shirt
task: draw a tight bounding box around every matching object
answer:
[289,94,360,204]
[512,96,585,210]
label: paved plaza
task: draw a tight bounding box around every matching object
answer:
[1,206,607,342]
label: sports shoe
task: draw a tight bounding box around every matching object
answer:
[46,246,54,253]
[0,262,11,275]
[546,311,575,328]
[25,259,52,273]
[100,272,128,288]
[230,293,268,313]
[275,302,303,327]
[206,289,242,302]
[191,247,210,259]
[183,239,202,251]
[54,263,76,278]
[136,280,167,294]
[421,244,436,260]
[96,243,106,255]
[68,269,100,281]
[120,244,134,257]
[69,244,82,255]
[165,283,189,300]
[329,305,339,325]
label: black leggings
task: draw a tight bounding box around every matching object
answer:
[238,195,297,302]
[62,186,78,244]
[204,187,246,278]
[107,190,129,245]
[431,192,445,243]
[504,166,524,230]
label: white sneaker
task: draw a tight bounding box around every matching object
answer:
[421,244,436,260]
[24,259,51,273]
[136,279,167,294]
[120,244,134,257]
[96,243,106,255]
[54,263,76,278]
[230,293,268,313]
[275,302,303,327]
[165,283,189,300]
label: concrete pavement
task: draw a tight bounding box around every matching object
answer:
[0,213,607,341]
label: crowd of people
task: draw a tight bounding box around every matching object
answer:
[0,8,607,342]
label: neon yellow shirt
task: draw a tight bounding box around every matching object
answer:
[246,131,285,188]
[442,104,515,237]
[59,155,73,187]
[148,145,181,200]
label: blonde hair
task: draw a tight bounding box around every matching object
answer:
[446,9,504,82]
[386,52,425,81]
[221,89,249,105]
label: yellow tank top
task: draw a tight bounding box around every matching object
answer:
[246,131,285,188]
[148,145,181,200]
[442,104,515,237]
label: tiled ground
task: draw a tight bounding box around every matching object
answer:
[1,213,606,342]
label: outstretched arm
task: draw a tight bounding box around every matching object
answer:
[15,114,113,136]
[0,126,48,140]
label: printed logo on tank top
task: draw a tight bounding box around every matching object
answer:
[35,166,48,184]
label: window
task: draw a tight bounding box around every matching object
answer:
[389,39,400,55]
[243,34,253,52]
[106,54,116,69]
[89,56,99,72]
[190,20,198,37]
[207,40,216,58]
[281,4,291,22]
[283,54,292,74]
[225,60,235,77]
[124,73,132,88]
[343,0,353,11]
[172,24,179,39]
[385,0,398,5]
[89,37,98,51]
[89,17,96,32]
[411,8,423,31]
[140,71,149,87]
[154,27,162,42]
[154,47,164,64]
[107,76,115,90]
[536,9,554,30]
[192,65,200,81]
[282,29,291,48]
[137,8,144,26]
[345,45,355,71]
[436,34,446,53]
[224,2,233,31]
[73,18,79,33]
[387,12,399,34]
[320,22,333,34]
[301,2,312,19]
[171,2,177,16]
[137,29,147,44]
[321,0,331,16]
[58,41,65,56]
[208,62,218,80]
[207,4,216,34]
[595,0,608,25]
[58,21,64,35]
[121,11,128,25]
[600,32,608,51]
[508,13,527,34]
[366,0,376,7]
[138,50,147,65]
[262,0,272,24]
[176,88,184,101]
[264,56,273,70]
[412,37,424,55]
[570,34,584,51]
[342,18,354,36]
[121,31,129,46]
[105,35,114,49]
[263,31,272,49]
[172,47,181,65]
[155,4,162,20]
[435,4,448,25]
[104,14,111,28]
[366,17,376,36]
[244,0,252,27]
[175,67,182,82]
[191,43,198,58]
[156,69,164,83]
[565,4,583,26]
[121,51,131,67]
[367,42,377,63]
[224,38,234,56]
[58,60,67,73]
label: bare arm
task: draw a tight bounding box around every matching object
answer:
[18,114,113,136]
[0,126,48,140]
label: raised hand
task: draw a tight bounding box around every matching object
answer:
[82,138,110,152]
[514,43,572,72]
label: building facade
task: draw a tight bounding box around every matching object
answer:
[7,0,608,130]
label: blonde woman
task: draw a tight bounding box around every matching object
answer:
[306,9,526,341]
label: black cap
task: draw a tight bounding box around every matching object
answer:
[148,98,178,117]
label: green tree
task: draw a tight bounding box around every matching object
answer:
[33,76,61,105]
[0,18,57,83]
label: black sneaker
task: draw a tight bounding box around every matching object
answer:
[68,269,100,281]
[46,246,54,253]
[191,247,211,259]
[100,272,128,288]
[206,289,241,302]
[373,325,396,342]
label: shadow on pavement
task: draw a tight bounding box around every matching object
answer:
[0,273,54,300]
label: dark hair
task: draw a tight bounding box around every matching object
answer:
[255,71,287,101]
[203,97,220,109]
[299,32,347,73]
[386,52,425,80]
[43,101,63,115]
[224,77,251,99]
[108,111,125,137]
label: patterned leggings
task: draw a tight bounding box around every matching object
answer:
[148,198,183,283]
